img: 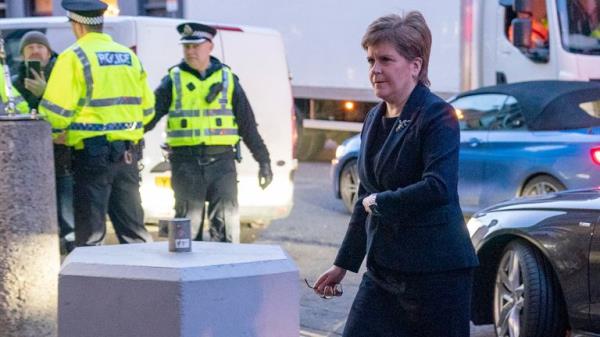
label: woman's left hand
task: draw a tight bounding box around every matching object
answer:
[362,193,377,214]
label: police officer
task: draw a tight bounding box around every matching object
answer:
[0,67,28,115]
[0,55,29,114]
[40,0,155,246]
[145,22,273,244]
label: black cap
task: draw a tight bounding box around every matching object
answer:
[62,0,107,25]
[177,22,217,44]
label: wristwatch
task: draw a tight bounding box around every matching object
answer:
[368,195,382,216]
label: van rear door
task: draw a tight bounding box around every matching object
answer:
[218,27,296,223]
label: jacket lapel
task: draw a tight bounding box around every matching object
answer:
[358,103,385,194]
[374,84,429,180]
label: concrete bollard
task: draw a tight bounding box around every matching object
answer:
[0,119,60,337]
[59,242,300,337]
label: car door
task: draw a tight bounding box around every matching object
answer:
[479,95,530,208]
[450,94,508,215]
[590,216,600,332]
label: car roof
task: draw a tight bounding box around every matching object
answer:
[454,80,600,131]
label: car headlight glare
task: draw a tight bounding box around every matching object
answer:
[335,144,347,158]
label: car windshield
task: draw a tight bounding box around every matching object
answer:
[557,0,600,54]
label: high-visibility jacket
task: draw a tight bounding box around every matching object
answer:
[166,65,239,147]
[40,32,155,149]
[0,66,29,114]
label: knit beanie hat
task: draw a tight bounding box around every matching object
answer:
[19,31,51,55]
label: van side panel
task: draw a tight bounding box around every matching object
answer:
[219,29,295,223]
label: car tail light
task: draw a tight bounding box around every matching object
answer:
[592,147,600,165]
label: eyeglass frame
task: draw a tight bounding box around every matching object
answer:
[304,278,343,299]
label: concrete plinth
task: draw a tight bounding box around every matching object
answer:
[0,120,59,337]
[59,242,300,337]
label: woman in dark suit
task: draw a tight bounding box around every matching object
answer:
[313,12,479,337]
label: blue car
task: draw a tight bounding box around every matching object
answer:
[332,80,600,215]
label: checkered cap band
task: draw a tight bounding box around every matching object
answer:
[67,11,104,25]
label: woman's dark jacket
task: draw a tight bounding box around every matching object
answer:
[12,53,72,177]
[334,84,478,274]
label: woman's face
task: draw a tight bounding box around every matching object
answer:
[367,42,421,103]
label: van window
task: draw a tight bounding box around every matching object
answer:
[503,0,550,62]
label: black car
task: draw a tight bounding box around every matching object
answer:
[468,188,600,337]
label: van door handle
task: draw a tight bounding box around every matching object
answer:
[468,138,481,147]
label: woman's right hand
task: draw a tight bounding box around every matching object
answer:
[313,265,346,296]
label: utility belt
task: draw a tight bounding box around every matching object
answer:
[73,136,143,172]
[169,145,236,165]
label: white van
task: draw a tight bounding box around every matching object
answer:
[0,16,297,226]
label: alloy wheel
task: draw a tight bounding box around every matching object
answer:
[340,160,359,212]
[494,250,525,337]
[523,181,560,196]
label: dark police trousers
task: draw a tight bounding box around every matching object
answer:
[72,137,151,246]
[170,152,240,243]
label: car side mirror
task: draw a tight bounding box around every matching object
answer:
[511,18,550,63]
[514,0,533,14]
[512,18,532,49]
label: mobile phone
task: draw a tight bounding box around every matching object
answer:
[26,60,42,79]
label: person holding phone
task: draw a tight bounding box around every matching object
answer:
[12,31,57,108]
[12,30,75,253]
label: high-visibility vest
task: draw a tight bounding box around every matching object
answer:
[0,67,29,114]
[39,32,155,149]
[166,65,239,147]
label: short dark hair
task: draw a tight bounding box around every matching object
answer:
[361,11,432,86]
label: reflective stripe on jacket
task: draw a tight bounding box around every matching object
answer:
[39,32,155,148]
[0,66,29,114]
[166,65,239,147]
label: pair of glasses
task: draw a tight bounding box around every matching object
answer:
[304,278,343,299]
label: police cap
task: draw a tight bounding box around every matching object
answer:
[177,22,217,44]
[62,0,107,25]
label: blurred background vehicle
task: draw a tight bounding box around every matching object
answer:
[332,80,600,215]
[467,188,600,337]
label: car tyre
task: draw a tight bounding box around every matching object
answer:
[521,175,566,196]
[493,240,566,337]
[340,159,359,213]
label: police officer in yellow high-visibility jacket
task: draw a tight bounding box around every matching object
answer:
[40,0,155,247]
[0,65,30,115]
[145,22,273,244]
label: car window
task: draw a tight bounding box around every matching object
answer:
[579,100,600,118]
[491,96,526,130]
[451,94,508,131]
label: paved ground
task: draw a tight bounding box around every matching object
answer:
[257,162,495,336]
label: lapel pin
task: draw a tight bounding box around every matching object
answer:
[396,119,411,132]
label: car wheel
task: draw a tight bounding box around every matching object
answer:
[493,240,566,337]
[521,175,566,196]
[340,159,359,213]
